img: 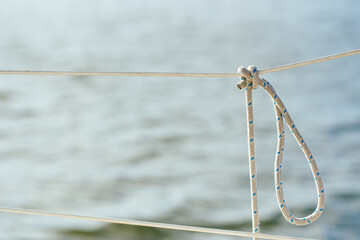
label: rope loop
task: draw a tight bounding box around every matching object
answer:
[237,66,325,233]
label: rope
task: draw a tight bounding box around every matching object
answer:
[0,49,358,77]
[0,207,316,240]
[237,66,325,238]
[0,50,345,238]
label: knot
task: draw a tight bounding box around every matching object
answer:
[237,65,260,90]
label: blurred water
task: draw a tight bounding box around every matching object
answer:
[0,0,359,239]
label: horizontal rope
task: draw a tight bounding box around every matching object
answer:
[259,49,360,74]
[0,207,315,240]
[0,49,358,77]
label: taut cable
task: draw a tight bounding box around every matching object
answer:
[0,49,358,77]
[0,207,315,240]
[237,66,325,238]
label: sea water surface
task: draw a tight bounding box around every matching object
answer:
[0,1,359,239]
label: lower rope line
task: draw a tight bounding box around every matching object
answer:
[0,207,315,240]
[237,66,325,237]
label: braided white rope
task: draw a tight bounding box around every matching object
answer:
[237,66,325,235]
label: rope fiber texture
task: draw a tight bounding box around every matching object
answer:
[237,66,325,236]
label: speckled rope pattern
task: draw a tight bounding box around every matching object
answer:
[237,66,325,235]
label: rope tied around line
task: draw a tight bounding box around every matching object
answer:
[237,66,325,235]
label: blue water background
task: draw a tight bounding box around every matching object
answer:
[0,1,359,239]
